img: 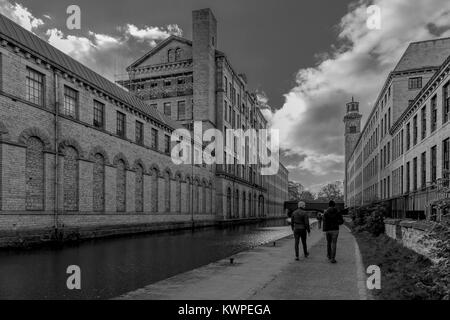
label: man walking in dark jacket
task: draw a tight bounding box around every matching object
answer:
[323,201,344,264]
[291,201,311,260]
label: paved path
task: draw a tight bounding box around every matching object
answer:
[118,225,368,300]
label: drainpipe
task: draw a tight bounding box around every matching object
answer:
[53,70,60,235]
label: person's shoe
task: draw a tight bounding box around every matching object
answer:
[295,257,299,261]
[304,253,309,258]
[330,259,337,264]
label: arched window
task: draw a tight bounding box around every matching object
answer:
[186,177,191,214]
[168,49,175,62]
[227,188,232,219]
[135,164,144,212]
[202,183,207,214]
[164,170,171,212]
[248,193,252,218]
[63,146,79,211]
[116,159,126,212]
[242,191,246,218]
[194,180,199,214]
[175,48,182,61]
[234,190,239,218]
[93,153,105,212]
[25,137,44,211]
[209,184,213,214]
[151,168,159,212]
[176,175,182,213]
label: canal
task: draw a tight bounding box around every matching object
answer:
[0,219,291,300]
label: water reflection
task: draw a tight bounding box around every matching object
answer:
[0,219,290,300]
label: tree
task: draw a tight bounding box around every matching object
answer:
[288,181,304,201]
[299,190,315,201]
[317,182,344,202]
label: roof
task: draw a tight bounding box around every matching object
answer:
[128,34,226,70]
[394,37,450,72]
[127,35,192,70]
[0,13,172,129]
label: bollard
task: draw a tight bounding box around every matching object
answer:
[273,242,276,247]
[230,258,234,264]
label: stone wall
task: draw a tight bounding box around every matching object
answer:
[384,219,439,262]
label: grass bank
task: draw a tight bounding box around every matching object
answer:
[350,227,434,300]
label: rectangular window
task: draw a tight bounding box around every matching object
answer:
[421,106,427,140]
[431,146,437,183]
[116,111,126,138]
[413,157,418,191]
[164,135,170,154]
[63,86,78,118]
[136,121,144,145]
[431,95,437,132]
[177,78,185,85]
[93,100,104,129]
[164,102,171,116]
[421,152,426,189]
[164,79,171,87]
[406,122,411,150]
[150,82,158,88]
[177,101,186,120]
[26,68,44,106]
[224,77,228,95]
[408,77,422,90]
[387,142,390,164]
[151,128,158,150]
[413,115,418,145]
[444,138,450,184]
[444,82,450,123]
[388,108,391,129]
[224,101,228,121]
[401,165,404,194]
[406,161,410,192]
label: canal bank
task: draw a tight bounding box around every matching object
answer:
[0,215,286,249]
[118,223,368,300]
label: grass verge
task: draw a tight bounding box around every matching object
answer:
[349,225,435,300]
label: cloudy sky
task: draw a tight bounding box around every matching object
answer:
[1,0,449,192]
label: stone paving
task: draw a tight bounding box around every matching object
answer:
[118,225,368,300]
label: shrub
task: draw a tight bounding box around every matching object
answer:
[350,204,386,236]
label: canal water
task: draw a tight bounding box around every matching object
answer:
[0,219,291,300]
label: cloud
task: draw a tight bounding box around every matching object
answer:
[0,0,43,32]
[44,24,182,81]
[0,0,183,82]
[269,0,450,188]
[125,23,182,44]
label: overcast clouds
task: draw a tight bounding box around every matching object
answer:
[1,0,449,192]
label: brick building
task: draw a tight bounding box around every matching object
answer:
[119,8,289,222]
[0,8,288,245]
[344,37,450,220]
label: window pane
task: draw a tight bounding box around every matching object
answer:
[117,112,126,137]
[93,101,104,128]
[63,86,78,118]
[26,68,44,106]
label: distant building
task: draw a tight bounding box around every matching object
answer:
[344,38,450,221]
